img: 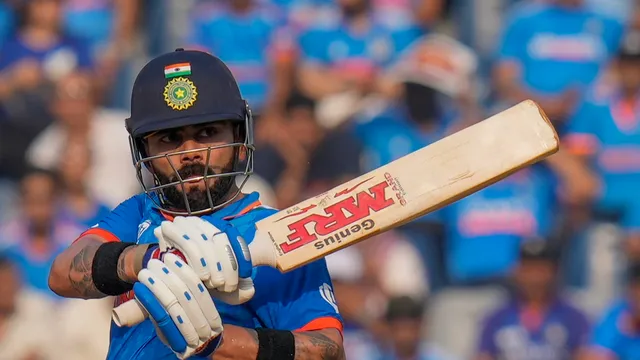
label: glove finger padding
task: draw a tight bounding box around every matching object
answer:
[163,253,222,333]
[146,259,211,344]
[136,270,194,353]
[207,217,253,279]
[190,217,239,292]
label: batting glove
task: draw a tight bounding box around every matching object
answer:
[155,216,255,305]
[134,253,224,359]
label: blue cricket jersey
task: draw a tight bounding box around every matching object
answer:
[478,297,590,360]
[497,2,623,98]
[565,82,640,228]
[590,299,640,359]
[187,2,291,113]
[83,192,343,359]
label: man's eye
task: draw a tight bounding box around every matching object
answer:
[198,127,219,139]
[159,133,179,144]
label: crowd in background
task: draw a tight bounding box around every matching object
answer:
[1,0,640,359]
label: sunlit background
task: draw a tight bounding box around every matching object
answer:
[1,0,640,359]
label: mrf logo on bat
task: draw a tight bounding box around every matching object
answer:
[276,172,407,254]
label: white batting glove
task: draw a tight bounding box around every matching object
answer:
[155,216,255,305]
[134,254,223,359]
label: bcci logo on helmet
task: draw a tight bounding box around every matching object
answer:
[163,77,198,110]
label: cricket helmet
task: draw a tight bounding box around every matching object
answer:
[125,48,254,215]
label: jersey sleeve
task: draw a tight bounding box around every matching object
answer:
[249,258,343,332]
[76,195,144,243]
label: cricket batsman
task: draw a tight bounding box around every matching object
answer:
[48,49,345,360]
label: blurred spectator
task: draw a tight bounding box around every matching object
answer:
[584,261,640,359]
[0,168,83,298]
[254,92,363,207]
[296,0,423,126]
[0,254,63,360]
[26,72,137,208]
[475,239,590,360]
[376,296,458,360]
[440,167,559,284]
[565,29,640,255]
[0,0,94,98]
[62,0,140,106]
[493,0,624,130]
[187,0,294,117]
[56,139,111,228]
[327,230,429,359]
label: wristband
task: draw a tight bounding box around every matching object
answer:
[91,242,136,295]
[256,328,295,360]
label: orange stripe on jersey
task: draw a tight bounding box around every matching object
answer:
[223,200,263,220]
[72,228,120,245]
[295,317,344,334]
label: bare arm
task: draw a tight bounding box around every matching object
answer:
[48,236,151,299]
[212,326,344,360]
[297,65,351,100]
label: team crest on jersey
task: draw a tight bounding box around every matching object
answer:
[319,283,339,313]
[164,77,198,110]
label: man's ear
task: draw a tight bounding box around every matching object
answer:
[239,145,247,161]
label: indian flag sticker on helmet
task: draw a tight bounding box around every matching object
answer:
[164,62,191,78]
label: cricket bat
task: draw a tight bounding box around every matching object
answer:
[112,100,559,327]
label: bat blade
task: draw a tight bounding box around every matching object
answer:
[249,99,559,271]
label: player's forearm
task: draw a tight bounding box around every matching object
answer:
[212,326,344,360]
[49,236,150,299]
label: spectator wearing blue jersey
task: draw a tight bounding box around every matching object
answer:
[0,2,15,48]
[187,0,294,117]
[585,261,640,359]
[296,0,422,106]
[475,239,590,360]
[0,0,94,99]
[493,0,624,129]
[565,30,640,271]
[62,0,140,107]
[0,168,83,299]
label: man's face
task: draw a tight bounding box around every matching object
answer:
[144,122,239,212]
[52,74,94,130]
[618,58,640,93]
[28,0,63,29]
[59,140,90,192]
[388,318,422,358]
[21,173,56,234]
[514,259,557,301]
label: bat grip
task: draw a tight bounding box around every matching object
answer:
[112,299,148,327]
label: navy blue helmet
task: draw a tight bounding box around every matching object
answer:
[126,48,254,215]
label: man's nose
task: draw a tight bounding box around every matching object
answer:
[178,139,205,163]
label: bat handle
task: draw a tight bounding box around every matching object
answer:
[112,299,148,327]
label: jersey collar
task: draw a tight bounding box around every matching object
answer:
[157,191,262,221]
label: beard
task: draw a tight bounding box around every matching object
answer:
[155,161,235,213]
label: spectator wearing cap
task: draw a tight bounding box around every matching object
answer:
[584,261,640,359]
[375,296,458,360]
[493,0,623,131]
[475,239,590,360]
